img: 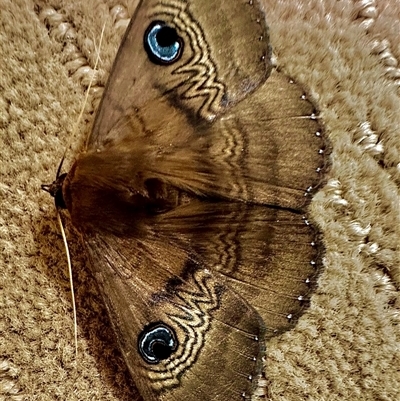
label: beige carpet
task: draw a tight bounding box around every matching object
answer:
[1,0,399,400]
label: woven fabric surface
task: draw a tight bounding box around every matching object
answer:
[1,0,399,400]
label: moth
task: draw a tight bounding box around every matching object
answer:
[43,0,327,400]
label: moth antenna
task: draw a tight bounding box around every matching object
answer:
[57,212,78,357]
[53,23,107,357]
[55,154,66,179]
[56,22,106,179]
[84,22,106,150]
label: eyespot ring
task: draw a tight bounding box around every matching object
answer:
[138,323,178,364]
[144,21,183,65]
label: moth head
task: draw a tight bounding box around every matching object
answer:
[41,173,68,209]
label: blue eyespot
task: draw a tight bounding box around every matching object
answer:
[138,323,177,364]
[144,21,183,65]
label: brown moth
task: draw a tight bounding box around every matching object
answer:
[43,0,328,400]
